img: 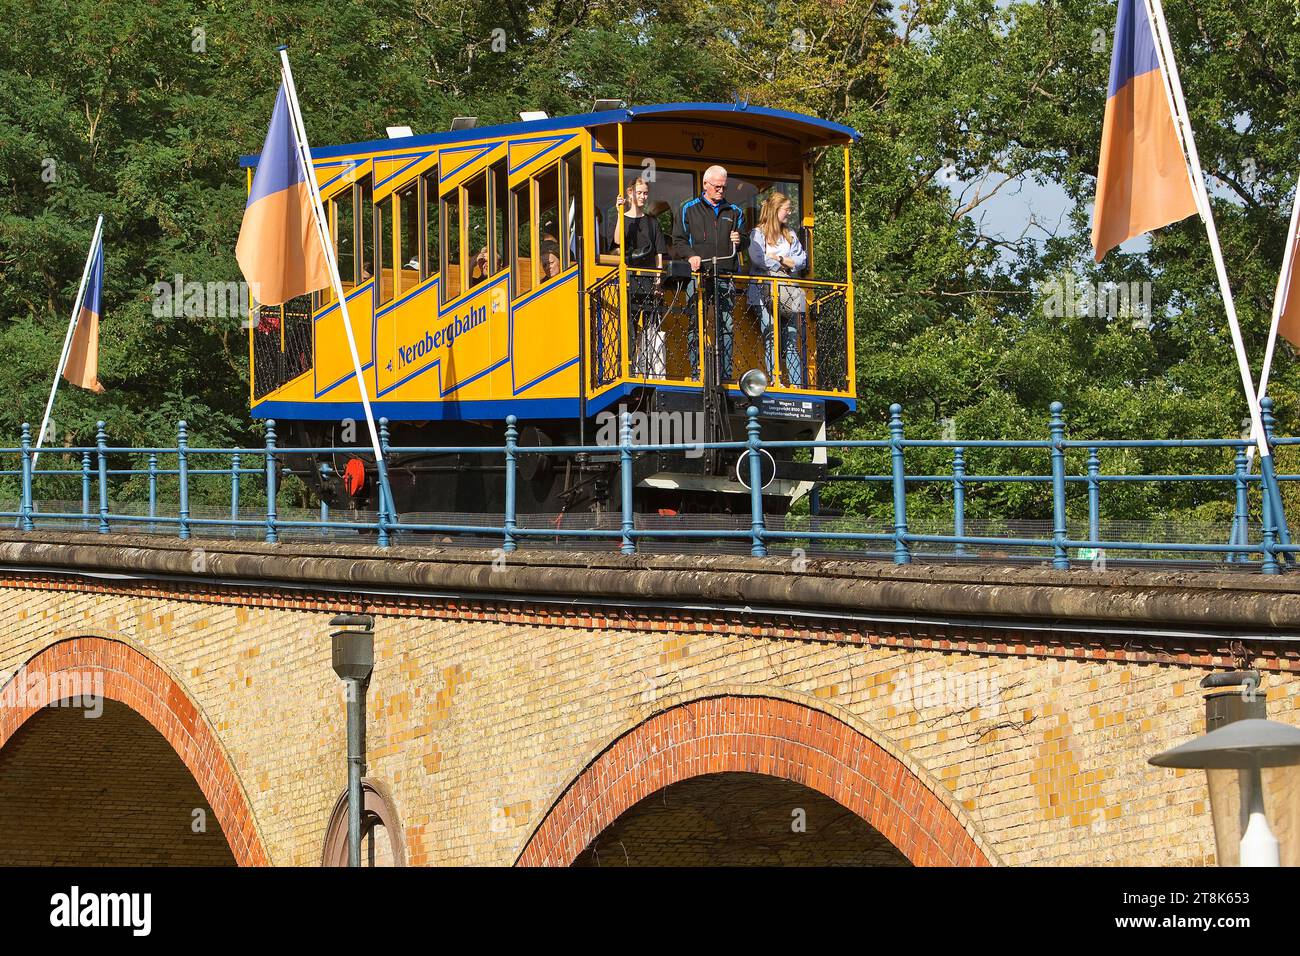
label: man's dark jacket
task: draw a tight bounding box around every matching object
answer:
[672,195,745,273]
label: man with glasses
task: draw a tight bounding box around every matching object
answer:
[672,165,745,380]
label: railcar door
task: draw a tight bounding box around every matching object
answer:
[507,150,583,405]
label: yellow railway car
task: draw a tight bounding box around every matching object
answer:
[243,102,858,516]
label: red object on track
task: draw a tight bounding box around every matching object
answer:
[342,458,367,497]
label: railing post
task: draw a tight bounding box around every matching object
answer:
[81,451,92,531]
[952,446,966,557]
[1258,400,1280,574]
[889,403,910,565]
[620,410,635,555]
[377,418,391,547]
[1234,446,1250,561]
[177,420,190,541]
[747,406,767,557]
[19,423,33,532]
[1086,446,1101,548]
[1231,447,1249,564]
[264,419,278,544]
[147,453,158,532]
[96,421,110,534]
[319,462,331,525]
[1049,402,1069,570]
[503,415,518,553]
[231,453,241,526]
[1261,487,1280,575]
[1261,396,1289,572]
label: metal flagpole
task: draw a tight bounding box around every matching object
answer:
[33,214,103,473]
[1231,171,1300,554]
[1249,171,1300,459]
[277,48,396,527]
[1144,0,1292,554]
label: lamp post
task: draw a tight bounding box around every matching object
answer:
[331,613,375,868]
[1150,674,1300,867]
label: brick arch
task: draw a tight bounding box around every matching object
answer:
[0,636,268,866]
[517,694,993,867]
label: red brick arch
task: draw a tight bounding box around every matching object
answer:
[518,694,993,867]
[0,636,268,866]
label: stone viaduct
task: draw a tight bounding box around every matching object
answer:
[0,530,1296,866]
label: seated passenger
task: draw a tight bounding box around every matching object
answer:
[672,165,744,380]
[469,246,489,285]
[539,241,562,280]
[606,177,668,377]
[747,193,808,386]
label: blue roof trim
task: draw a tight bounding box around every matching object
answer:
[628,103,861,143]
[240,103,859,167]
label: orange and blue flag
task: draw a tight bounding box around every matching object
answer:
[63,234,105,394]
[1278,211,1300,348]
[235,83,329,306]
[1091,0,1198,261]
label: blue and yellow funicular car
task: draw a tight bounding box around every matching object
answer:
[244,102,858,517]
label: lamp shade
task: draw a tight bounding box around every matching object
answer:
[1148,719,1300,770]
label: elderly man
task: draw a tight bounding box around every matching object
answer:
[672,165,745,380]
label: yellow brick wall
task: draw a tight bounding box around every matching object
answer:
[0,579,1295,866]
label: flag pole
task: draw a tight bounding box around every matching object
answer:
[1144,0,1292,553]
[277,47,395,526]
[1233,172,1300,556]
[33,214,103,473]
[1250,171,1300,450]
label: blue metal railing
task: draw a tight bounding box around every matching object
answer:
[2,400,1295,574]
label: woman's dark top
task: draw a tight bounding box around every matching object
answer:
[605,213,668,268]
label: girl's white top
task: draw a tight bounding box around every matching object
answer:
[747,228,807,307]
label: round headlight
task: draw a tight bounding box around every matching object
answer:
[739,368,768,400]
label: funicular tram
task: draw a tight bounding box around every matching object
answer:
[244,103,858,520]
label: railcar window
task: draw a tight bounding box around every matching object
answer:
[333,186,355,293]
[441,189,461,303]
[358,176,373,286]
[592,164,695,262]
[397,181,420,295]
[511,180,533,297]
[466,172,489,291]
[420,168,438,282]
[562,151,581,270]
[376,195,394,305]
[725,177,803,265]
[535,165,561,282]
[491,160,508,275]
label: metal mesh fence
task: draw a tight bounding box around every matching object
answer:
[252,295,313,399]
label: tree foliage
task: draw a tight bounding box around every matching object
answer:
[1,0,1299,522]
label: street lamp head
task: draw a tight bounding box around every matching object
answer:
[330,614,375,683]
[1151,717,1300,867]
[1149,718,1300,770]
[739,368,768,401]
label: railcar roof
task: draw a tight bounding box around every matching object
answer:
[239,101,859,167]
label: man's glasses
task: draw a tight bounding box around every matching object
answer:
[704,181,727,192]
